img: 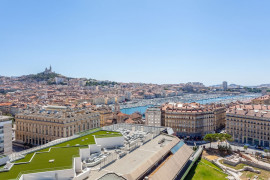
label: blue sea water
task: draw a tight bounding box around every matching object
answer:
[121,105,151,115]
[120,94,256,115]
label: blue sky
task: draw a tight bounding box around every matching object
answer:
[0,0,269,86]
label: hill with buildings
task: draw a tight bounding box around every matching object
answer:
[17,66,65,83]
[7,66,118,86]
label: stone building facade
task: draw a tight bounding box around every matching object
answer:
[161,102,226,137]
[226,104,270,148]
[15,108,100,145]
[93,106,113,127]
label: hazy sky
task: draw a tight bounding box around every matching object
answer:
[0,0,269,86]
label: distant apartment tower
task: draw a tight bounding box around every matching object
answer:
[0,115,12,155]
[145,106,162,126]
[223,81,228,90]
[226,104,270,148]
[261,87,268,96]
[15,107,100,145]
[161,102,226,137]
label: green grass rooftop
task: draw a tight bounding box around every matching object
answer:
[0,130,122,180]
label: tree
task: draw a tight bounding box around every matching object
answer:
[215,133,233,154]
[193,146,198,151]
[244,145,248,151]
[219,134,233,147]
[204,134,217,148]
[264,149,269,159]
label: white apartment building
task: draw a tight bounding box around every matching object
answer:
[0,115,12,155]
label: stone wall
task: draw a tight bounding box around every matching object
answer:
[223,158,270,171]
[223,158,241,166]
[94,136,124,149]
[21,168,75,180]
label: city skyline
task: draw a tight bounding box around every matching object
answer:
[1,0,270,85]
[0,66,267,87]
[1,1,270,179]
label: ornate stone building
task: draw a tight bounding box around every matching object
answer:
[161,102,226,137]
[226,104,270,148]
[43,65,53,74]
[15,108,100,145]
[93,106,113,127]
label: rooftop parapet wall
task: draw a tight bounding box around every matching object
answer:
[227,104,270,119]
[94,136,124,149]
[0,116,12,122]
[162,102,225,114]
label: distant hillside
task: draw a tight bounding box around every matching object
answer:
[17,72,118,86]
[2,65,119,86]
[259,84,270,87]
[20,72,64,82]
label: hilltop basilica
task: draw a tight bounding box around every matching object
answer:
[43,65,53,74]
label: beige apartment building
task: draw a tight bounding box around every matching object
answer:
[226,104,270,148]
[93,106,113,127]
[161,102,226,137]
[145,106,162,127]
[0,115,12,155]
[15,108,100,145]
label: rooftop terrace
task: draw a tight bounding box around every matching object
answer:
[0,130,122,179]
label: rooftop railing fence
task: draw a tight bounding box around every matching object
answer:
[15,165,74,180]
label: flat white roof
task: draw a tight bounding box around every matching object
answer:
[0,116,12,122]
[88,134,178,180]
[43,105,67,109]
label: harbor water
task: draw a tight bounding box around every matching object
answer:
[120,94,259,115]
